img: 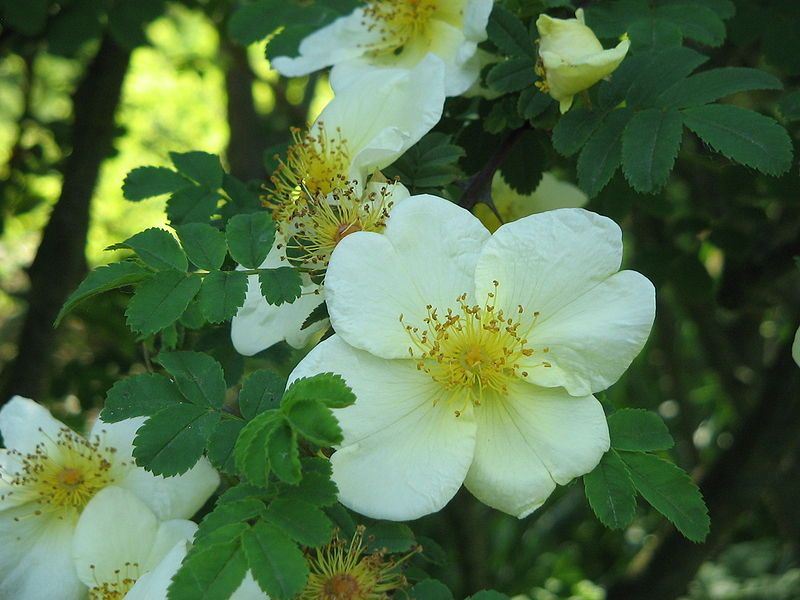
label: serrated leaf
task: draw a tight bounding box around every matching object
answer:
[239,370,286,420]
[620,452,710,542]
[167,186,220,226]
[242,521,309,600]
[622,108,683,193]
[682,104,793,175]
[286,399,342,447]
[56,262,149,326]
[659,67,783,109]
[133,404,219,476]
[499,129,544,194]
[227,213,276,269]
[125,271,202,335]
[584,450,637,530]
[608,408,674,451]
[486,58,535,93]
[268,422,301,484]
[265,498,332,547]
[235,411,281,487]
[301,301,329,331]
[101,373,183,423]
[258,267,302,306]
[281,459,338,506]
[487,4,535,58]
[196,498,265,543]
[157,351,227,408]
[578,109,633,197]
[627,18,683,51]
[198,271,248,323]
[123,166,190,201]
[518,88,552,121]
[223,174,261,212]
[655,3,726,47]
[176,223,227,270]
[168,539,248,600]
[208,419,246,474]
[282,373,356,410]
[363,521,416,553]
[170,151,224,190]
[228,0,286,45]
[112,228,188,272]
[410,579,454,600]
[552,108,605,157]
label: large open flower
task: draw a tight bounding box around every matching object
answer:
[0,397,219,600]
[289,196,655,520]
[231,57,443,356]
[271,0,493,96]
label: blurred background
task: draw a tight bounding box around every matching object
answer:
[1,1,799,599]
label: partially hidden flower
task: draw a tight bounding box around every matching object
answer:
[535,9,630,113]
[231,56,444,356]
[473,171,588,232]
[271,0,494,96]
[289,196,655,520]
[793,326,799,367]
[0,396,219,600]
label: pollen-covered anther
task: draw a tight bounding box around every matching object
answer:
[361,0,439,54]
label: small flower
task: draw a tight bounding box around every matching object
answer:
[0,397,219,600]
[289,196,655,520]
[473,172,588,232]
[271,0,494,97]
[231,57,444,356]
[535,9,630,113]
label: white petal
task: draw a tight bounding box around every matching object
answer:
[523,270,655,395]
[72,486,158,588]
[793,326,799,367]
[463,0,494,42]
[231,241,325,355]
[465,383,608,517]
[0,396,66,454]
[270,9,375,77]
[326,195,490,359]
[0,509,85,600]
[90,415,145,462]
[116,456,219,521]
[123,540,189,600]
[289,335,477,521]
[145,519,198,571]
[231,571,269,600]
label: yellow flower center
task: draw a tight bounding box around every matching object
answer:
[401,282,551,414]
[0,427,116,515]
[362,0,439,55]
[87,563,140,600]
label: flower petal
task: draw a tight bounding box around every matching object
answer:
[289,335,477,521]
[0,396,65,455]
[90,415,144,461]
[466,383,608,517]
[462,0,494,42]
[326,195,490,359]
[145,519,198,571]
[793,326,799,367]
[123,540,189,600]
[231,571,269,600]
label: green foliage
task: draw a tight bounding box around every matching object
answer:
[168,538,248,600]
[101,373,183,422]
[499,130,545,194]
[383,133,465,193]
[583,450,637,530]
[156,351,226,409]
[410,579,455,600]
[487,4,536,59]
[170,151,224,190]
[125,271,202,335]
[226,212,276,269]
[235,411,281,486]
[122,167,189,201]
[258,267,303,306]
[198,270,248,323]
[111,228,188,272]
[107,0,166,48]
[487,58,535,94]
[268,422,301,484]
[242,521,309,599]
[239,370,286,419]
[265,498,333,547]
[608,409,674,451]
[468,592,512,600]
[282,373,356,409]
[621,108,684,193]
[285,399,342,447]
[363,521,416,553]
[207,419,245,474]
[577,109,632,198]
[176,223,228,271]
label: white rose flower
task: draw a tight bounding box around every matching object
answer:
[0,396,219,600]
[271,0,494,96]
[231,56,443,356]
[289,196,655,520]
[536,9,630,113]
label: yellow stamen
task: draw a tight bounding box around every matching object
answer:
[361,0,439,55]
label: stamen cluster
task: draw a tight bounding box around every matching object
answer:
[87,563,139,600]
[362,0,438,55]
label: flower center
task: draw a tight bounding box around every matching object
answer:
[401,282,551,414]
[87,563,140,600]
[362,0,438,54]
[0,427,116,514]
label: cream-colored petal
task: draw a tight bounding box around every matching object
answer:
[792,326,799,367]
[90,415,144,462]
[0,396,66,454]
[289,335,477,521]
[326,195,490,359]
[144,519,198,571]
[231,571,269,600]
[462,0,494,42]
[523,270,655,396]
[122,540,189,600]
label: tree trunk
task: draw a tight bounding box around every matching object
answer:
[0,36,132,404]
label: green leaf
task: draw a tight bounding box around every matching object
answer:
[223,174,261,212]
[583,450,637,530]
[285,399,342,447]
[659,67,782,109]
[133,404,219,476]
[301,301,330,331]
[410,579,454,600]
[487,5,535,58]
[499,129,544,194]
[578,109,633,197]
[123,166,189,201]
[239,370,286,420]
[608,408,674,452]
[198,271,248,323]
[654,3,726,47]
[258,268,302,306]
[384,133,465,190]
[208,419,246,474]
[242,521,309,600]
[486,58,535,93]
[779,90,800,122]
[235,411,281,487]
[125,271,202,335]
[170,151,224,190]
[627,18,683,52]
[157,351,227,409]
[226,213,276,269]
[56,262,149,326]
[468,592,511,600]
[228,0,285,45]
[107,0,164,48]
[620,452,710,542]
[363,521,416,553]
[282,373,355,410]
[102,373,183,423]
[268,422,301,484]
[265,498,333,547]
[552,108,605,157]
[621,108,684,193]
[3,0,48,35]
[682,104,793,175]
[281,459,338,506]
[176,223,228,271]
[168,539,248,600]
[167,187,220,226]
[518,88,552,121]
[196,498,265,543]
[112,228,188,272]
